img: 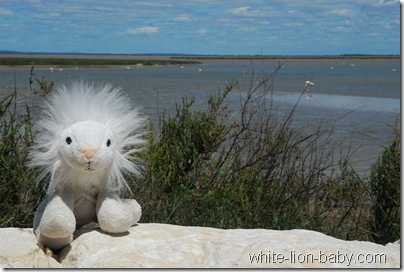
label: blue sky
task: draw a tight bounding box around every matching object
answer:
[0,0,400,55]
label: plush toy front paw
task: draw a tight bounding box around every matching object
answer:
[35,195,76,240]
[122,199,142,224]
[96,194,141,233]
[33,196,76,250]
[38,234,73,251]
[40,214,76,239]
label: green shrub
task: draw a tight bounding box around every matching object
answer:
[0,91,45,227]
[135,68,374,241]
[0,69,52,228]
[369,121,400,244]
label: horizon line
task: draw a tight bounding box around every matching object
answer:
[0,50,400,57]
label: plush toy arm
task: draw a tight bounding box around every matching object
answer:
[96,192,141,233]
[34,190,76,247]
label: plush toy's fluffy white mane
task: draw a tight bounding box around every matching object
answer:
[28,81,146,195]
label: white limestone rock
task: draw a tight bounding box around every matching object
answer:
[0,228,61,268]
[0,224,400,268]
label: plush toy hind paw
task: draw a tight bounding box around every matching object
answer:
[96,193,142,233]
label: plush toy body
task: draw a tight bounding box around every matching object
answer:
[29,82,146,250]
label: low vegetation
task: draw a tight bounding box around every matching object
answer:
[368,120,400,245]
[172,54,400,60]
[0,89,44,227]
[0,66,400,245]
[0,57,200,67]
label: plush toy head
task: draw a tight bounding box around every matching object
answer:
[28,81,146,195]
[59,120,115,173]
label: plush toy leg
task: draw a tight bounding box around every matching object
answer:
[96,193,142,233]
[34,198,72,251]
[33,192,76,250]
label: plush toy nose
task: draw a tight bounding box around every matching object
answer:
[80,146,97,159]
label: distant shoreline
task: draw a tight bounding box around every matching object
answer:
[172,55,400,60]
[0,51,400,58]
[0,55,201,68]
[0,54,399,68]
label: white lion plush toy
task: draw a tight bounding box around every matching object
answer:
[28,81,146,251]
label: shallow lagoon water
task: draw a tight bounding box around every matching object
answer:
[0,58,400,175]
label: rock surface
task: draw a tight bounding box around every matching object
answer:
[0,223,400,268]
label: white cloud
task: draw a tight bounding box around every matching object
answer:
[126,26,159,35]
[49,12,60,17]
[27,0,42,3]
[330,26,350,33]
[228,6,251,15]
[236,26,257,32]
[330,9,354,16]
[226,5,276,19]
[284,22,305,28]
[195,29,208,35]
[0,7,13,16]
[375,0,399,6]
[174,15,195,22]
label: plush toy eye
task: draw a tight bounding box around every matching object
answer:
[106,139,111,147]
[66,137,72,145]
